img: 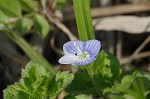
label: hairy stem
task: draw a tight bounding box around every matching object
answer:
[86,65,103,96]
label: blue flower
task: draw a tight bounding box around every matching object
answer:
[58,40,101,66]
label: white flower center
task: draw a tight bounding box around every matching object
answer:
[77,51,90,60]
[73,42,89,60]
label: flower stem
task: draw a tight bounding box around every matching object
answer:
[86,65,103,96]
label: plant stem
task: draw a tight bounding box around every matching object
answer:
[86,65,102,96]
[2,28,56,76]
[73,0,95,41]
[73,0,103,96]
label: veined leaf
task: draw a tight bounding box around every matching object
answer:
[89,50,121,90]
[66,72,96,94]
[3,61,74,99]
[104,72,150,99]
[33,14,50,38]
[18,0,39,12]
[121,75,134,87]
[0,10,8,23]
[48,71,74,98]
[0,0,21,17]
[67,50,121,95]
[15,18,33,35]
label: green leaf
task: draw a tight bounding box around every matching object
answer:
[114,83,134,94]
[0,10,8,23]
[103,75,134,94]
[3,83,30,99]
[133,72,150,90]
[73,0,94,41]
[15,18,33,35]
[21,61,48,78]
[106,72,149,99]
[66,72,96,94]
[33,14,50,38]
[3,61,51,99]
[48,71,74,98]
[143,73,150,80]
[122,94,137,99]
[64,94,92,99]
[121,75,134,87]
[56,0,67,9]
[107,94,125,99]
[3,61,74,99]
[18,0,39,12]
[0,0,21,17]
[89,50,121,90]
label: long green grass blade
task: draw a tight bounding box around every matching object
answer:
[73,0,95,41]
[2,29,56,75]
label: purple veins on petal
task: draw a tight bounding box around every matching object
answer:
[72,57,96,66]
[58,40,101,66]
[63,40,85,54]
[85,40,101,58]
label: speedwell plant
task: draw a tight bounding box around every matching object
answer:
[2,0,150,99]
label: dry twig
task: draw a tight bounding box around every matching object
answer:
[120,51,150,64]
[41,0,77,55]
[41,0,77,41]
[91,4,150,17]
[50,32,63,55]
[120,36,150,64]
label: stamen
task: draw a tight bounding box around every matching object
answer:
[77,51,89,60]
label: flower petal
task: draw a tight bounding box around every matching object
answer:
[85,40,101,57]
[63,40,85,55]
[72,57,96,66]
[58,54,79,64]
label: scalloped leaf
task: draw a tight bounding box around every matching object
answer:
[3,61,74,99]
[89,50,121,89]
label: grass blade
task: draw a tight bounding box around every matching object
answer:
[2,29,56,75]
